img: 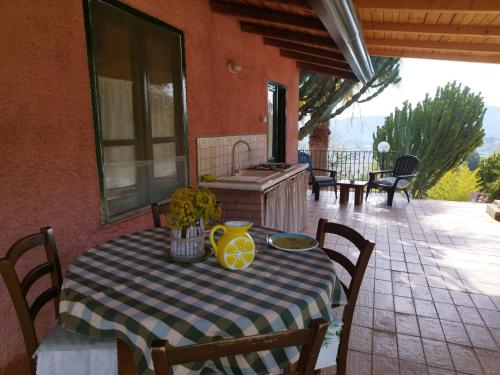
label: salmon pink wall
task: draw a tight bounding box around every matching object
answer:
[0,0,298,373]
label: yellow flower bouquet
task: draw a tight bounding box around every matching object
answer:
[164,187,221,260]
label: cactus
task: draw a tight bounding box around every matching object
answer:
[373,82,485,198]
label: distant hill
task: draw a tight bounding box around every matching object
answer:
[325,106,500,155]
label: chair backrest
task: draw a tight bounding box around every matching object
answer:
[151,202,170,228]
[298,151,313,173]
[315,219,375,375]
[0,227,62,374]
[152,318,329,375]
[392,155,419,177]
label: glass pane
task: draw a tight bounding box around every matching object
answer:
[94,21,135,140]
[148,35,178,138]
[153,143,177,178]
[267,88,274,158]
[103,146,136,192]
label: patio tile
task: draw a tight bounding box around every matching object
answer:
[346,350,372,375]
[457,306,484,326]
[470,295,497,311]
[399,360,428,375]
[372,355,399,375]
[407,262,424,274]
[357,290,374,308]
[374,309,396,332]
[450,291,475,307]
[448,344,483,375]
[373,330,398,358]
[414,299,438,318]
[464,324,499,351]
[411,286,432,301]
[435,303,461,322]
[421,338,453,369]
[418,317,445,340]
[349,325,373,353]
[392,272,411,284]
[396,313,420,336]
[475,348,500,375]
[397,334,425,364]
[441,321,471,346]
[395,296,416,315]
[409,274,428,286]
[377,259,391,269]
[376,268,392,281]
[423,265,441,276]
[478,309,500,329]
[394,282,413,298]
[392,261,408,272]
[353,305,374,328]
[490,328,500,348]
[430,288,453,304]
[375,292,395,311]
[427,367,454,375]
[426,276,447,289]
[376,279,393,294]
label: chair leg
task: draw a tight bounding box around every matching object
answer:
[387,190,395,206]
[315,186,320,201]
[334,185,338,199]
[404,189,411,202]
[365,187,370,200]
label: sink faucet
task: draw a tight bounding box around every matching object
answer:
[231,140,252,175]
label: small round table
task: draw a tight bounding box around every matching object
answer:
[59,227,346,375]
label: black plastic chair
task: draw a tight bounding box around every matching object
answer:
[366,155,419,206]
[298,151,337,201]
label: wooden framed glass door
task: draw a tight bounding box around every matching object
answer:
[267,82,286,163]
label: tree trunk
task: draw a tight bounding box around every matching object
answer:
[309,122,330,171]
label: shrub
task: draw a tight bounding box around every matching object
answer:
[477,152,500,201]
[427,165,478,201]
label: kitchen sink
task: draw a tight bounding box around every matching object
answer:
[216,169,279,183]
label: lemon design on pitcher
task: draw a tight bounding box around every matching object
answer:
[209,221,256,270]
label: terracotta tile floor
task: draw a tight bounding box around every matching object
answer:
[303,191,500,375]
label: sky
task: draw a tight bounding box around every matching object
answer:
[337,58,500,119]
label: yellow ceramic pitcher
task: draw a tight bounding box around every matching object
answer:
[209,221,256,270]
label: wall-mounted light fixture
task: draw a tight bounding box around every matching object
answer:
[227,60,242,74]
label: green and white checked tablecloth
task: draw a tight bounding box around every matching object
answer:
[59,227,347,375]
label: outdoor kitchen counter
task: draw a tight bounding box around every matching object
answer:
[198,164,308,191]
[200,164,309,232]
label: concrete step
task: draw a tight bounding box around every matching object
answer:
[486,204,500,221]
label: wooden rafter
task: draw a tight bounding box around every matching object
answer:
[354,0,500,13]
[240,22,338,49]
[366,37,500,54]
[210,1,324,31]
[362,22,500,38]
[280,50,352,71]
[263,38,344,61]
[297,62,357,80]
[369,48,500,64]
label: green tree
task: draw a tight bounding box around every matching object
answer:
[299,57,401,141]
[466,151,481,171]
[427,165,478,201]
[477,151,500,201]
[373,82,485,198]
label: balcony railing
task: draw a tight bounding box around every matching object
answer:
[299,149,398,181]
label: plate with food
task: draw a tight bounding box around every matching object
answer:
[268,233,319,252]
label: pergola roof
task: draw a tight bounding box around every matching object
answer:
[210,0,500,82]
[356,0,500,64]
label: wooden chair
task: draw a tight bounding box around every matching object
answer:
[366,155,419,206]
[298,151,337,201]
[151,318,329,375]
[315,219,375,375]
[0,227,116,375]
[151,202,169,228]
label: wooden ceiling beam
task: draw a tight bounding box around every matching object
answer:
[369,48,500,64]
[354,0,500,13]
[365,37,500,53]
[280,50,352,71]
[261,0,311,10]
[240,22,338,49]
[210,1,324,31]
[362,21,500,38]
[297,62,358,80]
[264,38,344,60]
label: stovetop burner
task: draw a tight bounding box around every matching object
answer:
[249,163,293,171]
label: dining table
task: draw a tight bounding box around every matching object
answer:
[59,226,347,375]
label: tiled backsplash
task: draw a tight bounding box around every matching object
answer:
[197,134,267,179]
